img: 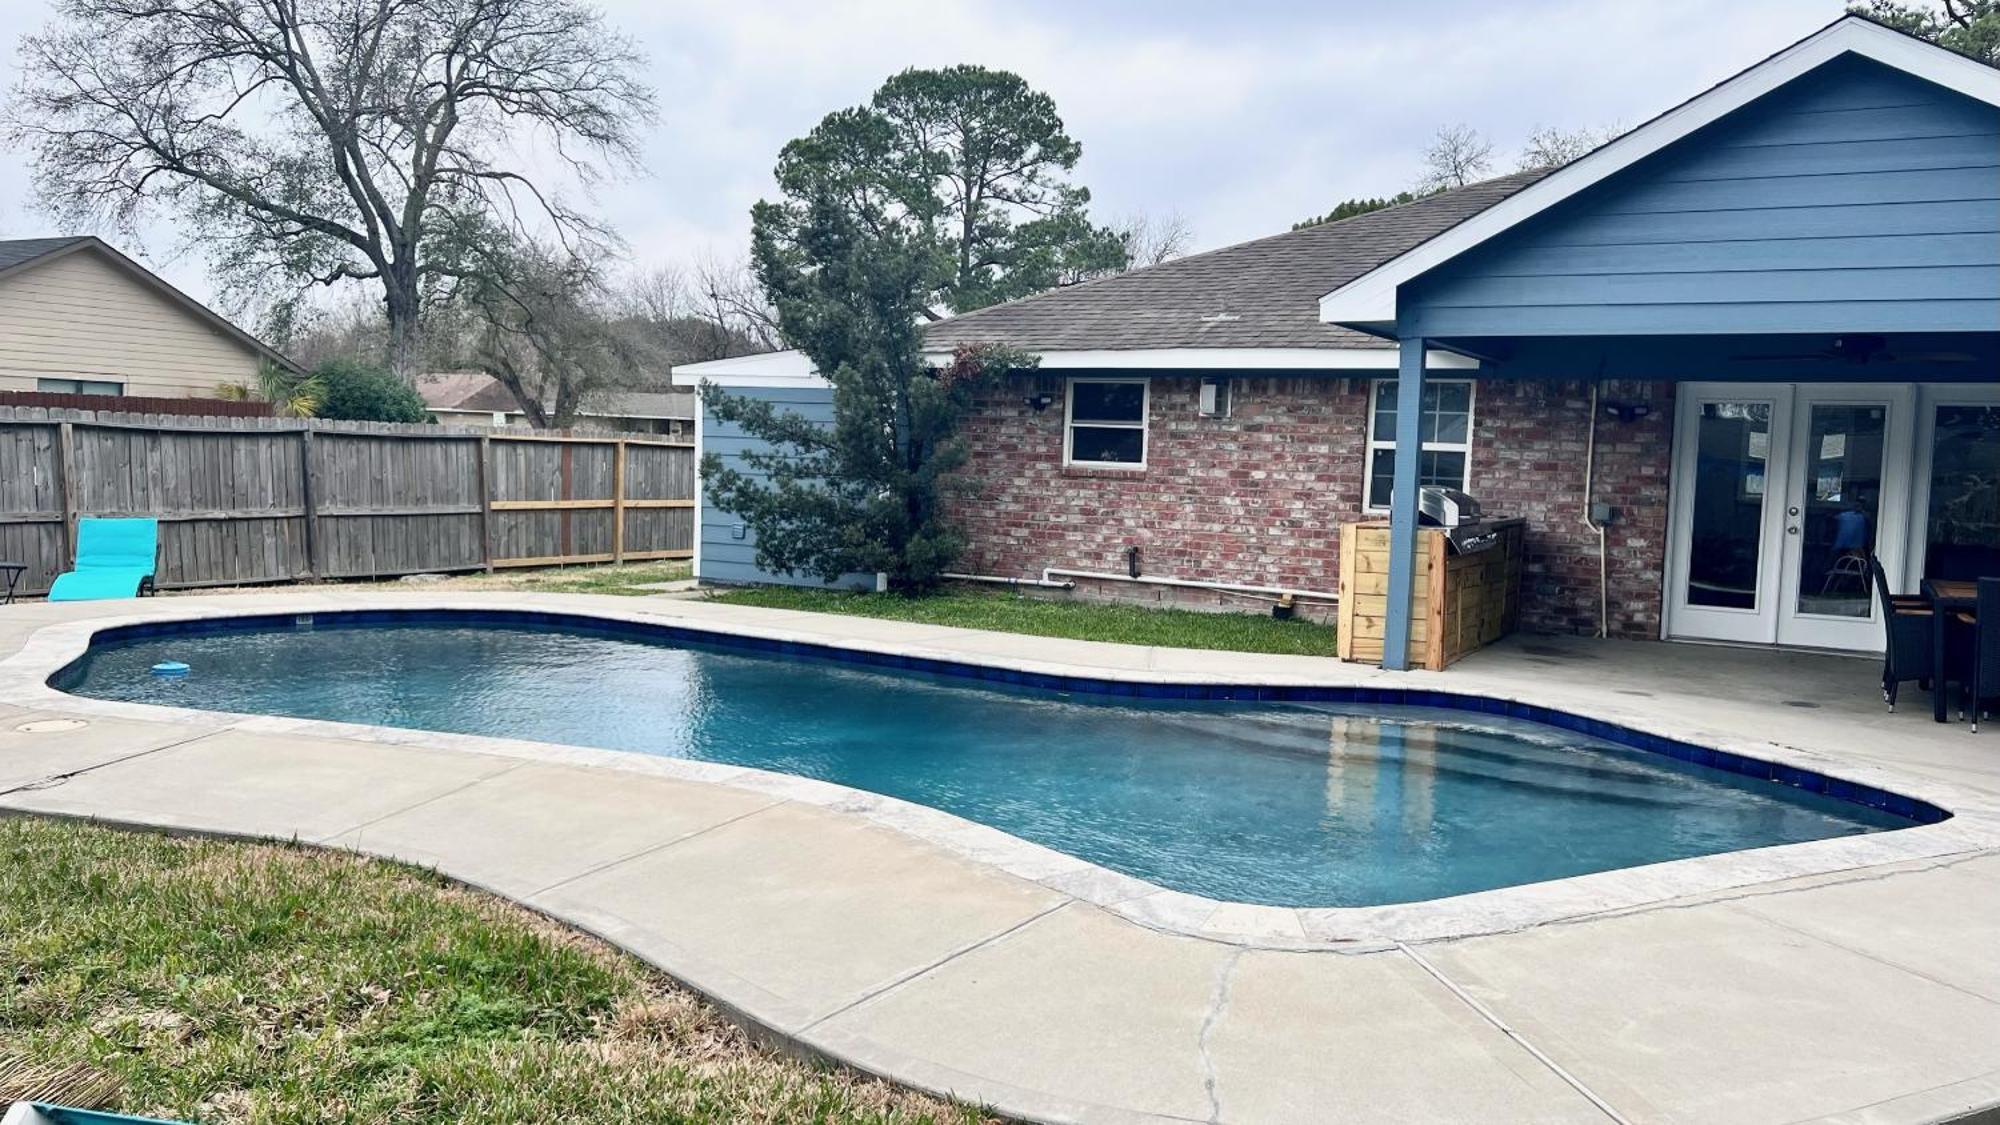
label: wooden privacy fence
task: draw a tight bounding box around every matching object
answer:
[0,405,694,597]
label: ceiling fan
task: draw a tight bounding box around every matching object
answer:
[1731,334,1977,365]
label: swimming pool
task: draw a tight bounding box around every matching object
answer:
[54,612,1923,907]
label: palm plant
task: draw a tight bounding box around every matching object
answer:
[216,364,325,417]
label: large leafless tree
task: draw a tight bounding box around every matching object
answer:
[623,257,781,364]
[1517,124,1616,171]
[454,238,661,429]
[6,0,655,378]
[1417,123,1495,192]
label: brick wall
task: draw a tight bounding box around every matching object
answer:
[944,374,1675,640]
[1469,379,1675,639]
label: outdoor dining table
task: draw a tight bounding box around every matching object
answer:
[1927,578,1979,723]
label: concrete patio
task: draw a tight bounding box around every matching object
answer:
[3,590,1999,1125]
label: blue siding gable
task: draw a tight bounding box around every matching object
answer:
[698,385,875,590]
[1401,55,2000,337]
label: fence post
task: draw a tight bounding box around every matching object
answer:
[299,427,322,580]
[57,421,78,567]
[612,438,628,564]
[477,434,495,573]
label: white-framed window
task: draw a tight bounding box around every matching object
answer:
[37,377,123,396]
[1363,378,1474,510]
[1064,377,1149,468]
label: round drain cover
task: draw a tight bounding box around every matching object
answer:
[13,718,89,734]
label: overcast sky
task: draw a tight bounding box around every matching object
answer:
[0,0,1845,313]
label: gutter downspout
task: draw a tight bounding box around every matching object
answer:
[1582,382,1609,639]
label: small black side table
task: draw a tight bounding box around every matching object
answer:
[0,562,25,605]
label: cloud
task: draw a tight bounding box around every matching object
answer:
[0,0,1842,307]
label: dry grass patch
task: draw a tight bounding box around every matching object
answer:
[175,560,694,600]
[0,818,989,1124]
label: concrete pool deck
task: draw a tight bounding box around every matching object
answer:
[2,591,1999,1124]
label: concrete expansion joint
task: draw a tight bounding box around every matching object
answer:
[1446,847,2000,944]
[797,899,1072,1036]
[0,727,224,801]
[321,759,535,846]
[523,796,794,900]
[1737,902,2000,1010]
[1195,946,1244,1124]
[1395,941,1633,1125]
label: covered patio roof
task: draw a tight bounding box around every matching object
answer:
[1346,15,1999,669]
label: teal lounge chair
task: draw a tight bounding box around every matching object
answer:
[46,517,158,602]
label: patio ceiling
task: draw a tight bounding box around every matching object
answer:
[1437,330,2000,383]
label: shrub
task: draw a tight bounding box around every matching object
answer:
[313,359,431,423]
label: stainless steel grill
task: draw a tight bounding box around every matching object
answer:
[1418,486,1504,554]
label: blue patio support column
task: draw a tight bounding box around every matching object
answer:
[1381,336,1427,671]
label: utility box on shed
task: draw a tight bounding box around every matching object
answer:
[1337,520,1526,670]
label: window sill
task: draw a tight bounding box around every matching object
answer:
[1062,463,1148,479]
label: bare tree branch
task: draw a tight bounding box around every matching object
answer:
[5,0,656,378]
[1417,123,1494,191]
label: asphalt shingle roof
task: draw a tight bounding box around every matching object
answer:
[923,172,1546,352]
[0,236,91,274]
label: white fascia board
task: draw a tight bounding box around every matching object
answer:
[1028,347,1475,370]
[1318,16,2000,328]
[676,346,1474,387]
[672,350,822,387]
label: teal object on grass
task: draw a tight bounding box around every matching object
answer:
[2,1103,191,1125]
[47,517,157,602]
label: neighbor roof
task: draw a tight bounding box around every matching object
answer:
[418,372,694,420]
[0,235,301,371]
[0,236,92,274]
[921,171,1547,353]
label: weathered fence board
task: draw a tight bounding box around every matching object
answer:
[0,405,694,595]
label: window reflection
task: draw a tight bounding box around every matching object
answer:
[1794,404,1885,620]
[1687,402,1770,610]
[1926,404,2000,581]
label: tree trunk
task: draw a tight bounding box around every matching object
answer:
[384,267,422,382]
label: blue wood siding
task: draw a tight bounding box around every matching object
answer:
[699,385,875,589]
[1402,55,2000,337]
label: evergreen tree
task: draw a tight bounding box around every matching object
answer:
[700,189,1033,591]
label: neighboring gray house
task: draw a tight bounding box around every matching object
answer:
[417,371,696,440]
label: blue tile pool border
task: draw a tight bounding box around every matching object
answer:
[51,607,1951,828]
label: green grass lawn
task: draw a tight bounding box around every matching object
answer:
[708,586,1337,657]
[0,818,985,1125]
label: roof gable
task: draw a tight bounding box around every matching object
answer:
[1397,54,2000,338]
[1319,15,2000,333]
[0,236,299,371]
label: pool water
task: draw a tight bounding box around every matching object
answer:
[57,618,1910,907]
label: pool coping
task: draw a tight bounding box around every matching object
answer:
[4,594,1998,950]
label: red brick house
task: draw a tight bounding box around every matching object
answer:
[679,16,1999,665]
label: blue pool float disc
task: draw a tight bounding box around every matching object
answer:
[150,661,190,677]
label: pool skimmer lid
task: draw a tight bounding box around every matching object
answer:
[14,718,89,734]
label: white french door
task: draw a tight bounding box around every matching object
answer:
[1666,383,1914,651]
